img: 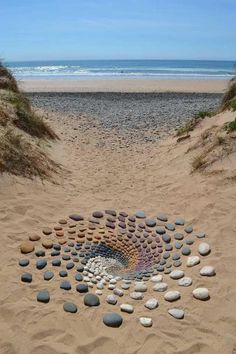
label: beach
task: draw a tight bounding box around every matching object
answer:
[0,77,236,354]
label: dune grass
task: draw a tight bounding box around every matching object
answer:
[176,111,213,136]
[220,77,236,111]
[224,118,236,133]
[0,63,19,92]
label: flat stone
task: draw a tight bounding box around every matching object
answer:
[92,211,104,218]
[29,234,41,241]
[135,211,146,218]
[170,270,184,279]
[185,239,194,245]
[195,231,206,239]
[120,304,134,313]
[113,288,124,297]
[156,213,168,222]
[162,234,171,243]
[69,214,84,221]
[75,273,83,281]
[60,281,71,290]
[19,259,30,267]
[187,256,200,267]
[193,287,209,300]
[51,250,60,256]
[145,298,159,310]
[95,290,103,296]
[130,292,144,300]
[36,259,47,270]
[105,209,117,217]
[62,255,71,261]
[139,317,152,327]
[200,266,216,276]
[150,275,163,283]
[37,290,50,303]
[21,272,32,283]
[153,282,168,292]
[184,226,193,233]
[44,271,54,280]
[84,293,100,306]
[76,283,88,293]
[156,226,166,234]
[20,241,34,254]
[103,313,123,328]
[42,239,53,249]
[178,277,192,287]
[59,270,68,277]
[53,244,61,251]
[172,253,180,261]
[145,219,156,227]
[66,262,74,270]
[164,291,181,302]
[35,249,45,257]
[52,259,61,266]
[134,284,147,292]
[173,260,182,267]
[63,302,77,313]
[175,218,185,226]
[181,246,191,256]
[165,223,175,231]
[42,227,52,235]
[174,233,184,240]
[165,244,173,251]
[106,294,118,305]
[168,308,184,319]
[198,242,211,256]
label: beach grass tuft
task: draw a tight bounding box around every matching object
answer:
[176,111,213,136]
[224,118,236,133]
[220,77,236,111]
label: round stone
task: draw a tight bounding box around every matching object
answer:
[42,227,52,235]
[185,226,193,233]
[139,317,152,327]
[63,302,77,313]
[113,288,124,297]
[196,231,206,239]
[59,270,68,277]
[36,259,47,270]
[19,259,30,267]
[200,266,216,276]
[134,284,147,292]
[75,273,83,281]
[42,239,53,249]
[130,292,144,300]
[162,234,171,243]
[156,226,166,235]
[178,277,192,287]
[20,241,34,254]
[170,270,184,279]
[168,308,184,319]
[174,233,184,240]
[135,211,146,218]
[164,291,181,302]
[181,246,191,256]
[185,239,194,245]
[173,260,182,267]
[53,244,61,251]
[103,313,123,328]
[165,223,175,231]
[84,293,100,306]
[150,275,163,283]
[37,290,50,303]
[175,218,185,226]
[165,244,173,251]
[76,283,88,293]
[69,214,84,221]
[95,290,103,296]
[172,253,180,261]
[175,242,183,249]
[29,234,41,241]
[145,219,156,227]
[187,256,200,267]
[62,255,71,261]
[21,272,32,283]
[35,250,45,257]
[193,287,209,300]
[66,262,74,270]
[105,209,117,217]
[44,271,54,280]
[51,250,60,257]
[198,243,211,256]
[153,282,168,292]
[60,281,71,290]
[120,304,134,313]
[156,213,168,222]
[52,259,61,266]
[106,294,118,305]
[145,298,158,310]
[92,211,103,218]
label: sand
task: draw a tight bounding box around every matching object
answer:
[19,79,228,93]
[0,94,236,354]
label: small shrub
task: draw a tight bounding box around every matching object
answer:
[0,63,19,92]
[220,77,236,111]
[224,118,236,133]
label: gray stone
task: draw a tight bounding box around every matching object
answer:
[181,246,191,256]
[153,282,168,292]
[120,304,134,313]
[175,242,183,249]
[185,239,194,245]
[184,226,193,233]
[195,231,206,238]
[165,223,175,231]
[63,302,78,313]
[103,313,123,328]
[172,253,180,261]
[59,270,68,277]
[84,293,100,306]
[52,259,61,266]
[75,273,83,281]
[145,298,158,310]
[60,281,71,290]
[113,288,124,297]
[145,219,156,227]
[66,262,74,270]
[19,259,30,267]
[37,290,50,303]
[174,233,184,240]
[44,271,54,281]
[168,308,184,319]
[162,234,171,243]
[156,213,168,222]
[106,294,118,305]
[134,283,147,292]
[173,260,182,267]
[156,226,166,234]
[135,211,146,218]
[130,292,144,300]
[76,283,88,293]
[178,277,192,287]
[35,250,45,257]
[175,218,185,226]
[21,272,32,283]
[164,291,181,302]
[36,259,47,270]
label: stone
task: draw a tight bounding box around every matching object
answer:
[168,308,184,319]
[165,244,173,251]
[165,223,175,231]
[175,218,185,226]
[181,246,191,256]
[53,244,61,251]
[106,294,118,305]
[42,239,53,249]
[20,241,34,254]
[184,226,193,233]
[196,231,206,239]
[193,288,209,300]
[150,275,163,283]
[35,249,45,257]
[29,234,41,241]
[178,277,192,287]
[19,259,29,267]
[44,271,54,280]
[135,211,146,218]
[69,214,84,221]
[103,313,123,328]
[76,283,88,293]
[59,270,68,277]
[164,291,181,302]
[62,255,71,261]
[156,226,166,235]
[95,290,103,296]
[36,259,47,270]
[84,293,100,306]
[172,253,180,261]
[156,213,168,222]
[187,256,200,267]
[173,260,182,267]
[37,290,50,303]
[145,219,156,227]
[145,298,158,310]
[75,273,83,281]
[200,266,216,276]
[198,243,211,256]
[21,272,32,283]
[174,233,184,240]
[130,292,144,300]
[42,227,52,235]
[52,259,61,266]
[120,304,134,313]
[51,250,60,257]
[63,302,77,313]
[153,282,168,292]
[92,211,104,218]
[175,242,183,249]
[134,284,147,292]
[113,288,124,297]
[185,239,194,245]
[105,209,117,217]
[66,262,74,270]
[170,270,184,279]
[60,281,71,290]
[139,317,152,327]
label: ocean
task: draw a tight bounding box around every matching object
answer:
[6,59,236,80]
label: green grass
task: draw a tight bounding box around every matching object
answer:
[0,63,19,92]
[220,77,236,111]
[176,111,213,136]
[224,118,236,133]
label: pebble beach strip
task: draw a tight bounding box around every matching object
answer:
[19,210,215,328]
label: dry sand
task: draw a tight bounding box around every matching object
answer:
[20,79,228,93]
[0,102,236,354]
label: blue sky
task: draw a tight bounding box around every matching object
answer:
[0,0,235,61]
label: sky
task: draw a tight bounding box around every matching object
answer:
[0,0,236,61]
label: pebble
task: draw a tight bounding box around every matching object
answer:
[135,211,146,218]
[21,272,32,283]
[184,226,193,233]
[162,234,171,243]
[76,284,88,293]
[103,313,123,328]
[63,302,78,313]
[168,308,185,319]
[130,292,144,300]
[156,212,168,222]
[145,219,156,227]
[134,284,147,292]
[75,273,83,281]
[187,256,200,267]
[19,259,30,267]
[52,259,61,266]
[120,304,134,313]
[156,226,166,234]
[174,233,184,240]
[95,290,103,296]
[42,239,53,249]
[153,282,168,292]
[29,234,41,241]
[59,270,68,277]
[175,218,185,226]
[36,259,47,270]
[37,290,50,303]
[20,241,34,254]
[193,287,209,300]
[173,260,182,267]
[198,242,211,256]
[106,294,118,305]
[164,291,181,302]
[200,266,216,276]
[165,223,175,231]
[60,281,72,290]
[196,231,206,238]
[42,227,52,235]
[44,271,54,280]
[178,277,192,287]
[113,288,124,297]
[69,214,84,221]
[175,242,183,249]
[181,246,191,256]
[150,275,163,283]
[92,211,103,218]
[66,262,74,270]
[84,293,100,306]
[170,270,184,279]
[145,298,159,310]
[139,317,153,327]
[35,250,45,257]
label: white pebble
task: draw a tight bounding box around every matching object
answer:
[150,275,163,283]
[198,242,211,256]
[187,256,200,267]
[178,277,192,287]
[145,298,159,310]
[139,317,153,327]
[106,294,117,305]
[170,270,184,279]
[153,282,168,292]
[164,291,181,302]
[120,304,134,313]
[113,288,124,297]
[168,308,185,319]
[130,292,144,300]
[193,287,209,300]
[200,266,215,276]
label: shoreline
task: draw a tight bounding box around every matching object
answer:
[19,78,228,93]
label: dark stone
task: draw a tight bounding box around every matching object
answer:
[77,266,84,272]
[185,226,193,233]
[105,209,117,217]
[36,259,47,270]
[62,255,71,261]
[145,219,156,227]
[75,273,83,281]
[103,313,123,328]
[106,222,115,229]
[175,218,185,225]
[63,302,78,313]
[175,241,183,249]
[119,211,128,217]
[165,244,173,251]
[19,259,29,267]
[135,211,146,218]
[92,211,104,218]
[156,212,168,222]
[165,223,175,231]
[67,242,74,247]
[69,214,84,221]
[44,271,54,280]
[181,246,191,256]
[52,259,61,266]
[51,250,60,256]
[174,233,184,240]
[162,234,171,243]
[60,281,72,290]
[59,270,68,277]
[21,272,32,283]
[37,290,50,303]
[84,293,100,306]
[66,262,75,270]
[76,283,88,293]
[35,250,45,257]
[163,252,170,259]
[53,244,61,251]
[173,260,182,267]
[172,253,181,260]
[185,239,194,245]
[156,226,166,234]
